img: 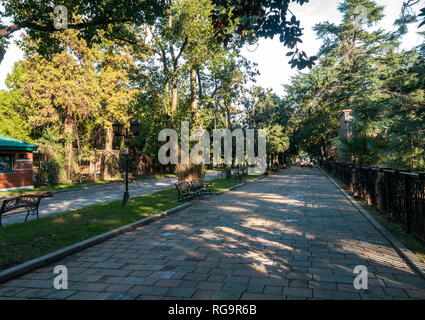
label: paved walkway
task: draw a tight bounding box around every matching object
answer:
[1,172,217,226]
[1,167,425,300]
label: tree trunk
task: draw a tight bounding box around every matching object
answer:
[190,67,201,127]
[0,46,6,66]
[197,69,203,100]
[190,68,198,110]
[165,81,171,115]
[171,73,178,115]
[320,145,325,158]
[64,118,74,182]
[177,163,203,181]
[100,125,116,180]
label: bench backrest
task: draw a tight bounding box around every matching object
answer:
[190,180,203,189]
[176,181,192,192]
[0,195,42,215]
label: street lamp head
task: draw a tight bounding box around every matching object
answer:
[130,120,142,136]
[112,121,124,137]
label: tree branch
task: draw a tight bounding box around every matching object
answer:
[0,24,23,38]
[175,35,188,62]
[113,36,159,55]
[0,18,131,39]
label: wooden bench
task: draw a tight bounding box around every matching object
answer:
[122,173,136,183]
[190,179,213,199]
[234,167,248,183]
[175,180,213,202]
[271,166,279,174]
[216,168,226,178]
[175,181,198,202]
[0,192,52,227]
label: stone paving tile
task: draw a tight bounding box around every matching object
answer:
[22,280,55,289]
[383,287,409,298]
[240,293,284,300]
[249,277,289,287]
[0,279,29,287]
[105,284,134,292]
[128,285,170,296]
[155,279,182,287]
[43,290,77,300]
[67,291,120,300]
[0,286,26,297]
[167,288,196,298]
[221,283,249,292]
[69,282,109,292]
[313,290,360,300]
[197,281,223,291]
[264,285,283,295]
[283,287,312,298]
[210,291,242,300]
[13,288,48,299]
[192,289,214,299]
[18,273,55,280]
[406,289,425,299]
[312,274,354,284]
[289,280,308,288]
[1,168,425,300]
[360,294,394,300]
[137,295,166,300]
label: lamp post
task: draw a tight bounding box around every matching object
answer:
[112,120,142,206]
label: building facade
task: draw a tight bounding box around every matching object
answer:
[337,109,352,139]
[0,135,39,191]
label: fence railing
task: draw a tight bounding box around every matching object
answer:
[320,161,425,243]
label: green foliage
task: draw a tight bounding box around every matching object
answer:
[2,0,423,179]
[211,0,317,69]
[266,124,290,155]
[332,135,387,165]
[283,0,425,170]
[243,87,290,157]
[0,0,165,55]
[1,0,316,69]
[395,1,425,34]
[0,89,30,142]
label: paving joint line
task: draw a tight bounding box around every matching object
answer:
[319,166,425,280]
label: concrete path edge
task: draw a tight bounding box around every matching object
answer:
[0,202,192,284]
[319,167,425,280]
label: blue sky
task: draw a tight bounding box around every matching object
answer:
[0,0,424,95]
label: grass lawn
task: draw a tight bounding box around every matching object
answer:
[0,173,177,196]
[0,175,261,271]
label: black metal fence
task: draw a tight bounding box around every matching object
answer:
[320,161,425,243]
